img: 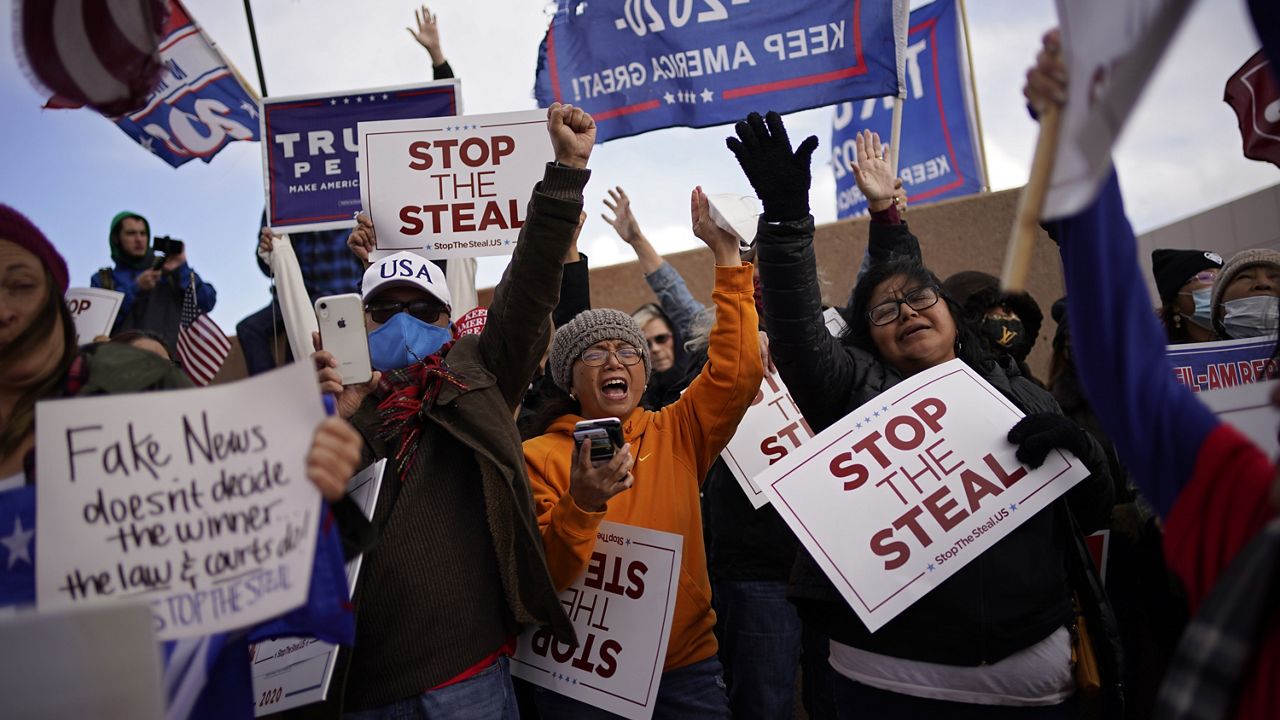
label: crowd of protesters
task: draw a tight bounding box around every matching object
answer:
[3,10,1280,720]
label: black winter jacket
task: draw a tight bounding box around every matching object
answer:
[756,215,1115,666]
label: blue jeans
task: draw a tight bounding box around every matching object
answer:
[712,580,802,720]
[831,674,1079,720]
[344,656,519,720]
[235,302,289,376]
[532,656,729,719]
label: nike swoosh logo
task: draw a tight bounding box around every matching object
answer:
[639,454,652,462]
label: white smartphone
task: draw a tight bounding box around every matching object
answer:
[315,293,372,385]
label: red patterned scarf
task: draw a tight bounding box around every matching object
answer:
[376,341,468,481]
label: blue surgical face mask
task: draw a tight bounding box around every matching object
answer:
[1181,287,1213,329]
[1221,295,1280,339]
[367,312,452,371]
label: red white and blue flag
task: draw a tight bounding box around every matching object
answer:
[112,0,261,167]
[177,277,231,386]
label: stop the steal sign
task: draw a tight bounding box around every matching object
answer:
[757,359,1089,631]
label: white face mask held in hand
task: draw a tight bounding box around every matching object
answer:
[1221,295,1280,338]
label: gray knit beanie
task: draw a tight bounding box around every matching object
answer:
[1211,248,1280,330]
[549,308,651,393]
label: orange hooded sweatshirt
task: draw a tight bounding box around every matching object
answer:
[523,263,764,672]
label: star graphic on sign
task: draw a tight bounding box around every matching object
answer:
[330,99,337,106]
[240,100,259,119]
[872,410,880,418]
[1009,503,1018,511]
[663,92,676,104]
[2,517,34,570]
[927,563,935,572]
[881,405,889,413]
[138,135,155,153]
[700,88,714,103]
[369,94,377,102]
[855,422,862,429]
[382,93,389,100]
[356,96,363,103]
[864,417,871,424]
[343,97,349,104]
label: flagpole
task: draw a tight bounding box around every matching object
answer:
[888,95,904,178]
[957,0,991,192]
[1000,105,1060,291]
[242,0,268,97]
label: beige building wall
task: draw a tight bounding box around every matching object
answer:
[1136,183,1280,304]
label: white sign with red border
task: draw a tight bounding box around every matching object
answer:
[510,521,682,720]
[757,358,1090,631]
[358,109,551,260]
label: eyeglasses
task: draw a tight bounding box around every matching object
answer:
[1184,270,1218,286]
[365,299,447,325]
[580,346,643,367]
[867,285,942,326]
[647,333,672,348]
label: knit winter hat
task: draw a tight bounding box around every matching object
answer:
[549,308,651,393]
[0,204,69,294]
[1151,248,1223,304]
[1210,248,1280,327]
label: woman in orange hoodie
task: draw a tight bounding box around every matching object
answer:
[523,187,763,718]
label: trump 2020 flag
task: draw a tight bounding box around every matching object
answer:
[112,0,260,167]
[536,0,907,142]
[831,0,984,217]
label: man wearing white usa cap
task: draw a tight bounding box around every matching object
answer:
[360,251,454,371]
[308,103,596,718]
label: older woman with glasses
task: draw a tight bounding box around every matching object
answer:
[523,188,763,718]
[731,110,1116,717]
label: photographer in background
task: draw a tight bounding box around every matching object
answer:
[91,211,216,354]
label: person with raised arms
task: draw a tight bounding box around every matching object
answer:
[313,103,597,718]
[739,109,1115,717]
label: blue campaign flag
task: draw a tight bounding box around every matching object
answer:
[0,485,35,608]
[261,80,462,232]
[535,0,904,142]
[113,2,260,168]
[831,0,983,218]
[1166,337,1279,393]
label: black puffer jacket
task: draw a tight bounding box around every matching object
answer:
[756,215,1115,666]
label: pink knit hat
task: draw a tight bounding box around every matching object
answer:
[0,205,69,295]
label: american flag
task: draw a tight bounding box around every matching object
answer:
[176,277,230,386]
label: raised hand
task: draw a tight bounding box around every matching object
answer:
[1023,29,1066,117]
[602,186,643,243]
[568,439,634,512]
[547,103,596,169]
[725,110,818,222]
[691,186,740,266]
[347,213,375,266]
[850,130,900,212]
[407,5,445,65]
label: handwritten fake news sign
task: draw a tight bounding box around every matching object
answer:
[358,109,552,259]
[511,522,682,720]
[758,359,1090,631]
[35,362,326,640]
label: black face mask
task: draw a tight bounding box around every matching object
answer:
[980,316,1029,359]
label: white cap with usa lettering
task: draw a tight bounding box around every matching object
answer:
[361,251,453,309]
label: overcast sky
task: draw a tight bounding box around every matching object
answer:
[1,0,1273,331]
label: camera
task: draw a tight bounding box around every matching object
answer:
[152,235,184,256]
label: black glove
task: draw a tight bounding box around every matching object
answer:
[725,111,819,223]
[1006,412,1092,469]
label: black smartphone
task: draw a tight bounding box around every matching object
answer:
[573,418,624,467]
[152,235,184,256]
